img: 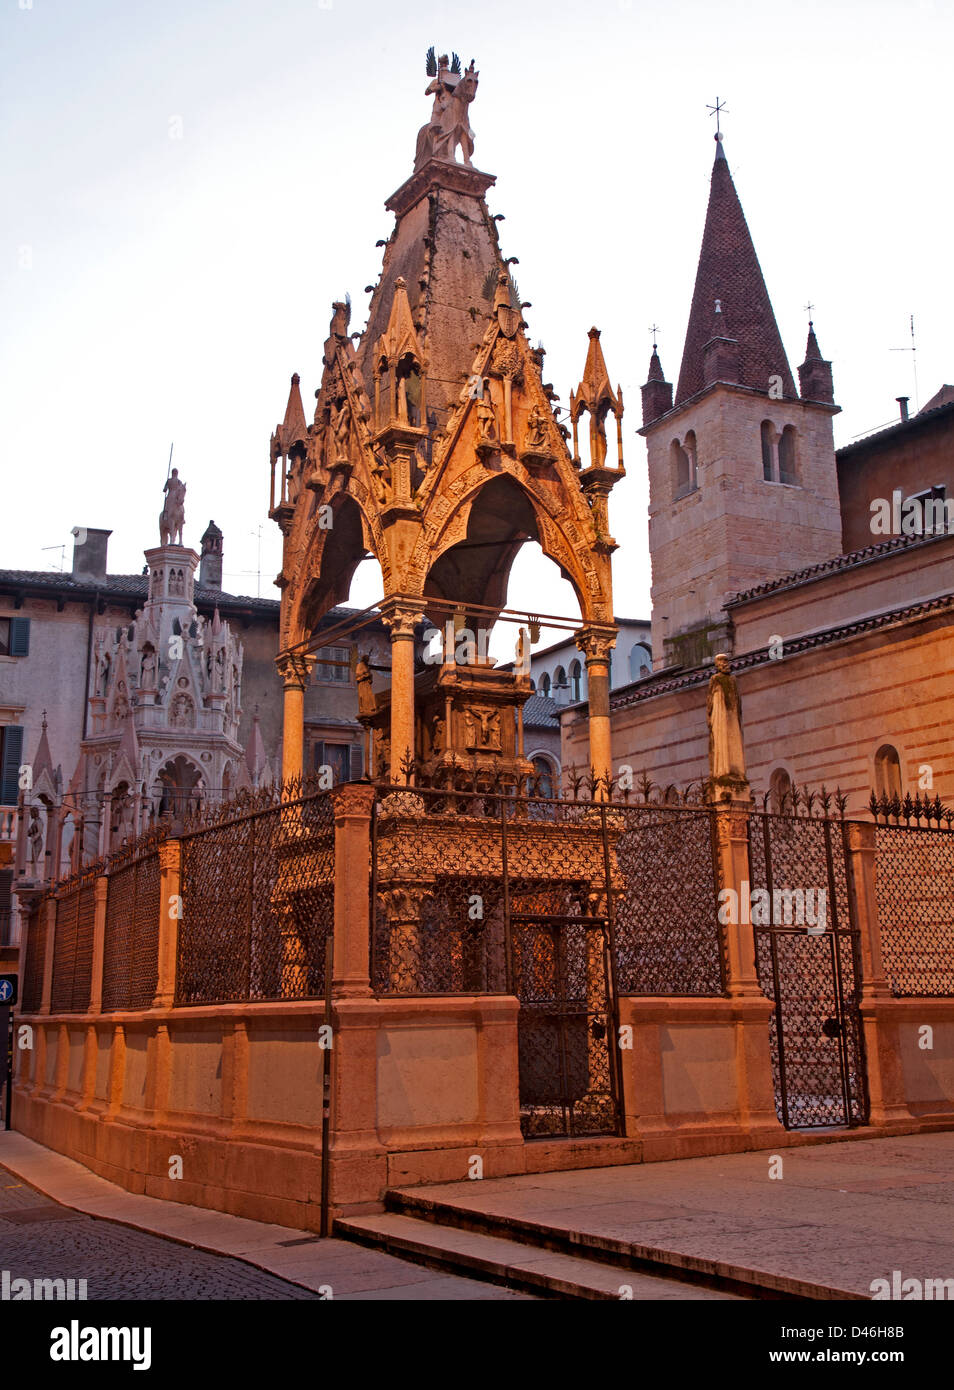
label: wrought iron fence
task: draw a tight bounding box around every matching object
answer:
[614,802,724,995]
[370,775,725,999]
[20,901,46,1013]
[748,808,868,1129]
[873,822,954,996]
[177,788,335,1005]
[102,837,162,1011]
[50,868,100,1013]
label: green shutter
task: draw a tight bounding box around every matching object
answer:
[1,726,24,805]
[9,617,30,657]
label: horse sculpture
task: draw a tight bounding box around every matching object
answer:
[414,54,479,171]
[160,468,186,546]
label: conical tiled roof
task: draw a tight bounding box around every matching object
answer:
[676,136,796,406]
[645,346,665,383]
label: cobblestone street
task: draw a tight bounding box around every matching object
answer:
[0,1166,322,1300]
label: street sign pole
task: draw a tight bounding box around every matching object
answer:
[2,1003,12,1131]
[0,975,18,1131]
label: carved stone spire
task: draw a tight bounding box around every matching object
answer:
[569,328,624,470]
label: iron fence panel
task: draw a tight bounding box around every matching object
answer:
[874,823,954,996]
[177,792,335,1005]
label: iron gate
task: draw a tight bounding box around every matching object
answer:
[510,912,621,1139]
[749,811,869,1129]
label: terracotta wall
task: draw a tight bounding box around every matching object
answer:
[838,409,954,553]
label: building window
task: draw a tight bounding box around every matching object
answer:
[761,420,776,482]
[874,744,902,800]
[778,425,798,485]
[532,755,555,799]
[769,766,792,814]
[0,616,30,657]
[540,672,551,698]
[312,740,362,782]
[0,726,24,805]
[909,485,948,535]
[314,646,351,683]
[569,660,582,702]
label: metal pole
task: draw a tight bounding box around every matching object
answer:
[4,1006,13,1131]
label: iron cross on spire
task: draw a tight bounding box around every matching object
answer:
[804,301,815,325]
[706,96,727,136]
[649,323,660,349]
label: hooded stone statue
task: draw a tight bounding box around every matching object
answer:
[706,653,746,784]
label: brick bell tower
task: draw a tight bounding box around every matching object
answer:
[640,130,842,669]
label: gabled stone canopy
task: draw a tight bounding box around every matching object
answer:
[275,152,620,652]
[271,55,623,784]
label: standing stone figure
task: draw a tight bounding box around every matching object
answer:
[160,469,186,545]
[355,653,376,718]
[706,653,746,785]
[27,806,43,865]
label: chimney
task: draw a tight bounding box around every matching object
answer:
[896,396,910,423]
[70,527,111,585]
[199,520,223,590]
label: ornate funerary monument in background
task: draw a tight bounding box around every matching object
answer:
[12,56,954,1231]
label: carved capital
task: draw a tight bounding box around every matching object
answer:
[380,879,435,920]
[331,783,374,819]
[158,840,181,872]
[380,598,425,641]
[713,807,750,844]
[276,652,315,690]
[574,624,618,667]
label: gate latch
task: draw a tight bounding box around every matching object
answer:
[821,1016,842,1039]
[590,1016,607,1041]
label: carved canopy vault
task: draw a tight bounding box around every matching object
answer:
[269,50,624,783]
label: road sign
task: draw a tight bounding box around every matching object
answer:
[0,976,16,1006]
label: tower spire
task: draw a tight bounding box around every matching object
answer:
[676,134,796,406]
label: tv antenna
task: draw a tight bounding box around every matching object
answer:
[890,314,919,411]
[41,543,66,572]
[250,525,263,598]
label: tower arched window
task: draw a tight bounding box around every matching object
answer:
[778,425,798,486]
[569,659,583,702]
[761,420,776,482]
[874,744,903,800]
[672,438,693,498]
[553,666,568,701]
[684,430,698,489]
[540,672,551,698]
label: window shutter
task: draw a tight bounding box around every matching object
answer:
[9,617,30,657]
[1,726,24,805]
[349,742,363,779]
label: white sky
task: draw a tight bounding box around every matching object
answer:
[3,0,951,654]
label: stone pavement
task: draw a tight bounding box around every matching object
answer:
[0,1134,529,1301]
[395,1131,954,1298]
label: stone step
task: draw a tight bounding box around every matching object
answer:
[335,1211,742,1300]
[383,1188,864,1300]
